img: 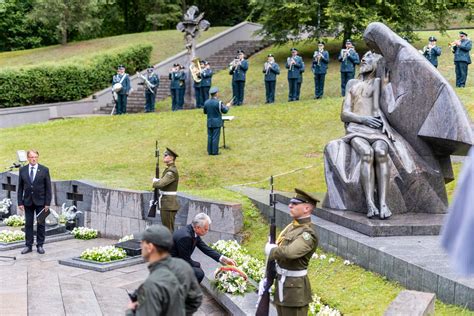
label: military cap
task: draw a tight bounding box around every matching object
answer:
[237,49,245,54]
[209,86,219,95]
[345,39,352,44]
[460,31,468,36]
[204,60,210,65]
[137,225,173,250]
[318,41,325,45]
[164,147,178,158]
[117,64,125,70]
[289,188,320,206]
[428,36,437,42]
[290,47,298,52]
[267,54,274,57]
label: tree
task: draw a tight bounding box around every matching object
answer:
[146,0,181,31]
[29,0,102,45]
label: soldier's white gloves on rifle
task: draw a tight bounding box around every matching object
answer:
[152,178,160,183]
[265,242,277,256]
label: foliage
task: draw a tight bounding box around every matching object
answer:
[4,215,25,227]
[309,294,341,316]
[29,0,101,45]
[0,230,26,243]
[80,245,127,262]
[0,44,151,107]
[71,227,98,240]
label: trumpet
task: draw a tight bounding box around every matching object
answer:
[341,48,352,62]
[448,41,458,53]
[264,61,271,75]
[189,57,202,83]
[287,57,296,71]
[314,50,323,65]
[229,58,241,71]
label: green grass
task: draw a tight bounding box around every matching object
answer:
[0,29,473,315]
[0,27,228,69]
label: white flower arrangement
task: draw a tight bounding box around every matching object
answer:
[309,294,342,316]
[328,257,336,263]
[80,245,127,262]
[118,234,134,243]
[213,266,248,295]
[210,239,265,282]
[343,260,352,266]
[319,254,327,260]
[0,198,12,215]
[4,215,25,227]
[71,227,98,240]
[0,230,25,243]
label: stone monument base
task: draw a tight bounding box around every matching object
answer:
[22,224,68,236]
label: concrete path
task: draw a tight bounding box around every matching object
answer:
[0,237,228,316]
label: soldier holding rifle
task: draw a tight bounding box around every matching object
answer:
[263,188,318,316]
[151,147,180,232]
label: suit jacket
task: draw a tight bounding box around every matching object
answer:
[17,164,52,207]
[170,224,221,267]
[203,98,229,128]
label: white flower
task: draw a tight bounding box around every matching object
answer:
[312,253,319,260]
[343,260,351,265]
[328,258,335,263]
[319,254,327,260]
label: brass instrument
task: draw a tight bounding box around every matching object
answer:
[448,41,458,53]
[264,61,271,75]
[287,57,296,71]
[137,71,155,94]
[189,57,202,83]
[229,58,241,71]
[314,49,323,65]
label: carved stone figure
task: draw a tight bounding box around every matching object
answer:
[323,22,473,218]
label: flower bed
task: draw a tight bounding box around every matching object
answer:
[80,245,127,262]
[0,230,25,243]
[4,215,25,227]
[71,227,98,240]
[309,294,341,316]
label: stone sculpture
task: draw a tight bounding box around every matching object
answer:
[323,22,473,218]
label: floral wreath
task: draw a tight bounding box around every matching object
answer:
[214,265,248,280]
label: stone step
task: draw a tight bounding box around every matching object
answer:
[28,264,66,315]
[59,275,103,315]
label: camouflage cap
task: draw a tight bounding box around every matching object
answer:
[289,188,320,206]
[136,225,173,250]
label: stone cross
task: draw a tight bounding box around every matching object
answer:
[176,5,210,108]
[2,176,16,199]
[66,184,83,207]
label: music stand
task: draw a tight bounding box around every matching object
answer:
[221,116,235,149]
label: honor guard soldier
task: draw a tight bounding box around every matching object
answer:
[312,41,330,99]
[127,225,186,316]
[421,36,442,68]
[112,65,131,115]
[152,148,180,232]
[193,61,204,108]
[264,188,318,316]
[200,60,213,105]
[338,39,360,96]
[286,48,304,102]
[229,50,249,105]
[203,87,232,155]
[142,65,159,112]
[451,31,472,87]
[263,54,280,103]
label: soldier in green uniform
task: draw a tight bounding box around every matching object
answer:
[126,225,185,316]
[452,31,472,87]
[265,188,319,316]
[203,87,232,155]
[152,148,180,232]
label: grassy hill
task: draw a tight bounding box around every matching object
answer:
[0,27,228,69]
[0,29,472,315]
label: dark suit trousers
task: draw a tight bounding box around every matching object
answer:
[341,72,355,96]
[288,78,298,101]
[314,74,326,98]
[455,61,468,87]
[265,81,276,103]
[207,127,221,155]
[193,266,205,283]
[25,204,45,247]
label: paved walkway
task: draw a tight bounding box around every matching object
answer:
[0,237,228,316]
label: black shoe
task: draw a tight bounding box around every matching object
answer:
[21,247,32,254]
[37,246,45,254]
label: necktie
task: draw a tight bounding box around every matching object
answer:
[29,167,34,183]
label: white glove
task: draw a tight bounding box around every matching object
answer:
[149,200,155,208]
[258,278,268,296]
[264,242,277,256]
[152,178,160,183]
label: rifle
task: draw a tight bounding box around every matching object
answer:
[256,175,277,316]
[147,141,160,217]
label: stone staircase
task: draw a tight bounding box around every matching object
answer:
[95,40,270,114]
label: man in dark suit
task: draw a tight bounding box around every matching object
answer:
[17,149,52,254]
[170,213,236,283]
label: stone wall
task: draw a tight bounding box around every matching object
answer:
[0,171,243,240]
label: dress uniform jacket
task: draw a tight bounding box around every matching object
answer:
[201,69,213,87]
[112,73,131,95]
[152,163,179,211]
[145,73,159,94]
[126,259,185,316]
[453,39,472,63]
[423,46,442,67]
[203,98,229,128]
[312,51,329,74]
[286,56,303,79]
[338,49,360,72]
[230,60,249,81]
[269,217,317,308]
[263,62,280,81]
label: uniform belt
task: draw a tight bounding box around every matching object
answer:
[276,264,308,302]
[158,191,177,209]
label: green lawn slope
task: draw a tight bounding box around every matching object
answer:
[0,27,228,69]
[0,29,472,315]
